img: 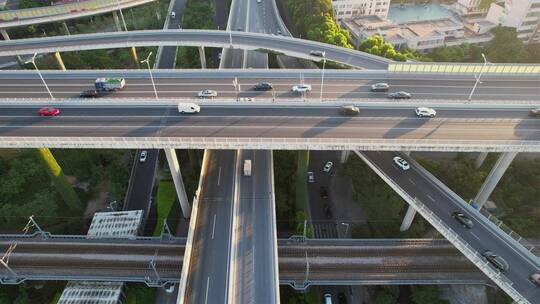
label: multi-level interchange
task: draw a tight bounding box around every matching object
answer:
[0,0,539,303]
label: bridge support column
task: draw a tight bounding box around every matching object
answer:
[54,52,66,70]
[400,205,416,232]
[472,152,517,209]
[339,150,350,164]
[475,152,488,169]
[164,149,191,218]
[112,11,123,31]
[62,22,71,35]
[0,29,24,67]
[198,46,207,69]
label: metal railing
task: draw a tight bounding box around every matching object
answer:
[0,136,539,152]
[479,208,540,258]
[389,62,540,75]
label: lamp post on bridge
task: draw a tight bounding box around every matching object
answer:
[25,53,54,100]
[468,53,490,102]
[319,51,326,102]
[115,0,128,31]
[141,52,159,100]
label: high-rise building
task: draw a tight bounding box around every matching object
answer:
[332,0,390,21]
[486,0,540,43]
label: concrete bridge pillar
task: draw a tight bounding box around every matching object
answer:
[54,52,66,71]
[198,46,207,69]
[472,152,517,209]
[164,149,191,218]
[474,152,488,169]
[400,205,417,232]
[112,11,123,31]
[62,22,71,35]
[339,150,350,164]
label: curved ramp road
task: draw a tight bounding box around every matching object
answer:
[0,0,155,29]
[0,103,538,151]
[0,29,391,69]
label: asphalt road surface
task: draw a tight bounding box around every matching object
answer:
[1,104,538,143]
[0,76,538,101]
[360,151,540,303]
[183,150,236,303]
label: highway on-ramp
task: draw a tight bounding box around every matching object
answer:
[0,29,391,69]
[359,151,540,303]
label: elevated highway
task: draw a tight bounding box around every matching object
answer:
[0,70,538,101]
[0,102,538,152]
[0,29,391,69]
[0,0,155,29]
[0,236,488,287]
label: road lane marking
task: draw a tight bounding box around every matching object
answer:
[205,276,210,304]
[211,214,217,240]
[470,232,481,241]
[408,178,415,185]
[426,194,435,202]
[217,166,222,186]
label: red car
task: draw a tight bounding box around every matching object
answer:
[38,107,60,116]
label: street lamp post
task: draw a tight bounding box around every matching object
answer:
[141,52,158,100]
[341,222,350,237]
[468,53,489,101]
[319,52,326,102]
[25,53,54,100]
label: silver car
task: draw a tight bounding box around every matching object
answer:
[198,89,217,98]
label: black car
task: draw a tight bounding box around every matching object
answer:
[320,186,329,199]
[338,292,347,304]
[323,204,332,219]
[452,212,474,229]
[388,91,412,99]
[253,82,273,91]
[80,90,99,98]
[482,251,509,272]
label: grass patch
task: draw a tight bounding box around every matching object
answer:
[126,283,157,304]
[152,180,177,236]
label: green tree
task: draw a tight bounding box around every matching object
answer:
[484,26,526,63]
[35,148,82,212]
[410,286,449,304]
[359,35,417,61]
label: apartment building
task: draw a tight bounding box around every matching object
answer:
[486,0,540,43]
[332,0,390,21]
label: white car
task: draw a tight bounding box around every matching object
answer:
[415,107,437,118]
[170,11,176,19]
[256,0,262,3]
[393,156,410,170]
[323,161,333,172]
[165,283,176,293]
[292,84,312,93]
[139,150,148,163]
[307,171,315,183]
[198,89,217,98]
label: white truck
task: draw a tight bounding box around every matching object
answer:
[94,78,126,91]
[243,159,252,176]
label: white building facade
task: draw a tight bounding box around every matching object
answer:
[486,0,540,43]
[332,0,390,21]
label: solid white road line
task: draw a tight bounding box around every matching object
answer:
[211,214,217,240]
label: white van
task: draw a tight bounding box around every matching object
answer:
[323,293,332,304]
[178,103,200,114]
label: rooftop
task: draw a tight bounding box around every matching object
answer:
[388,3,455,24]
